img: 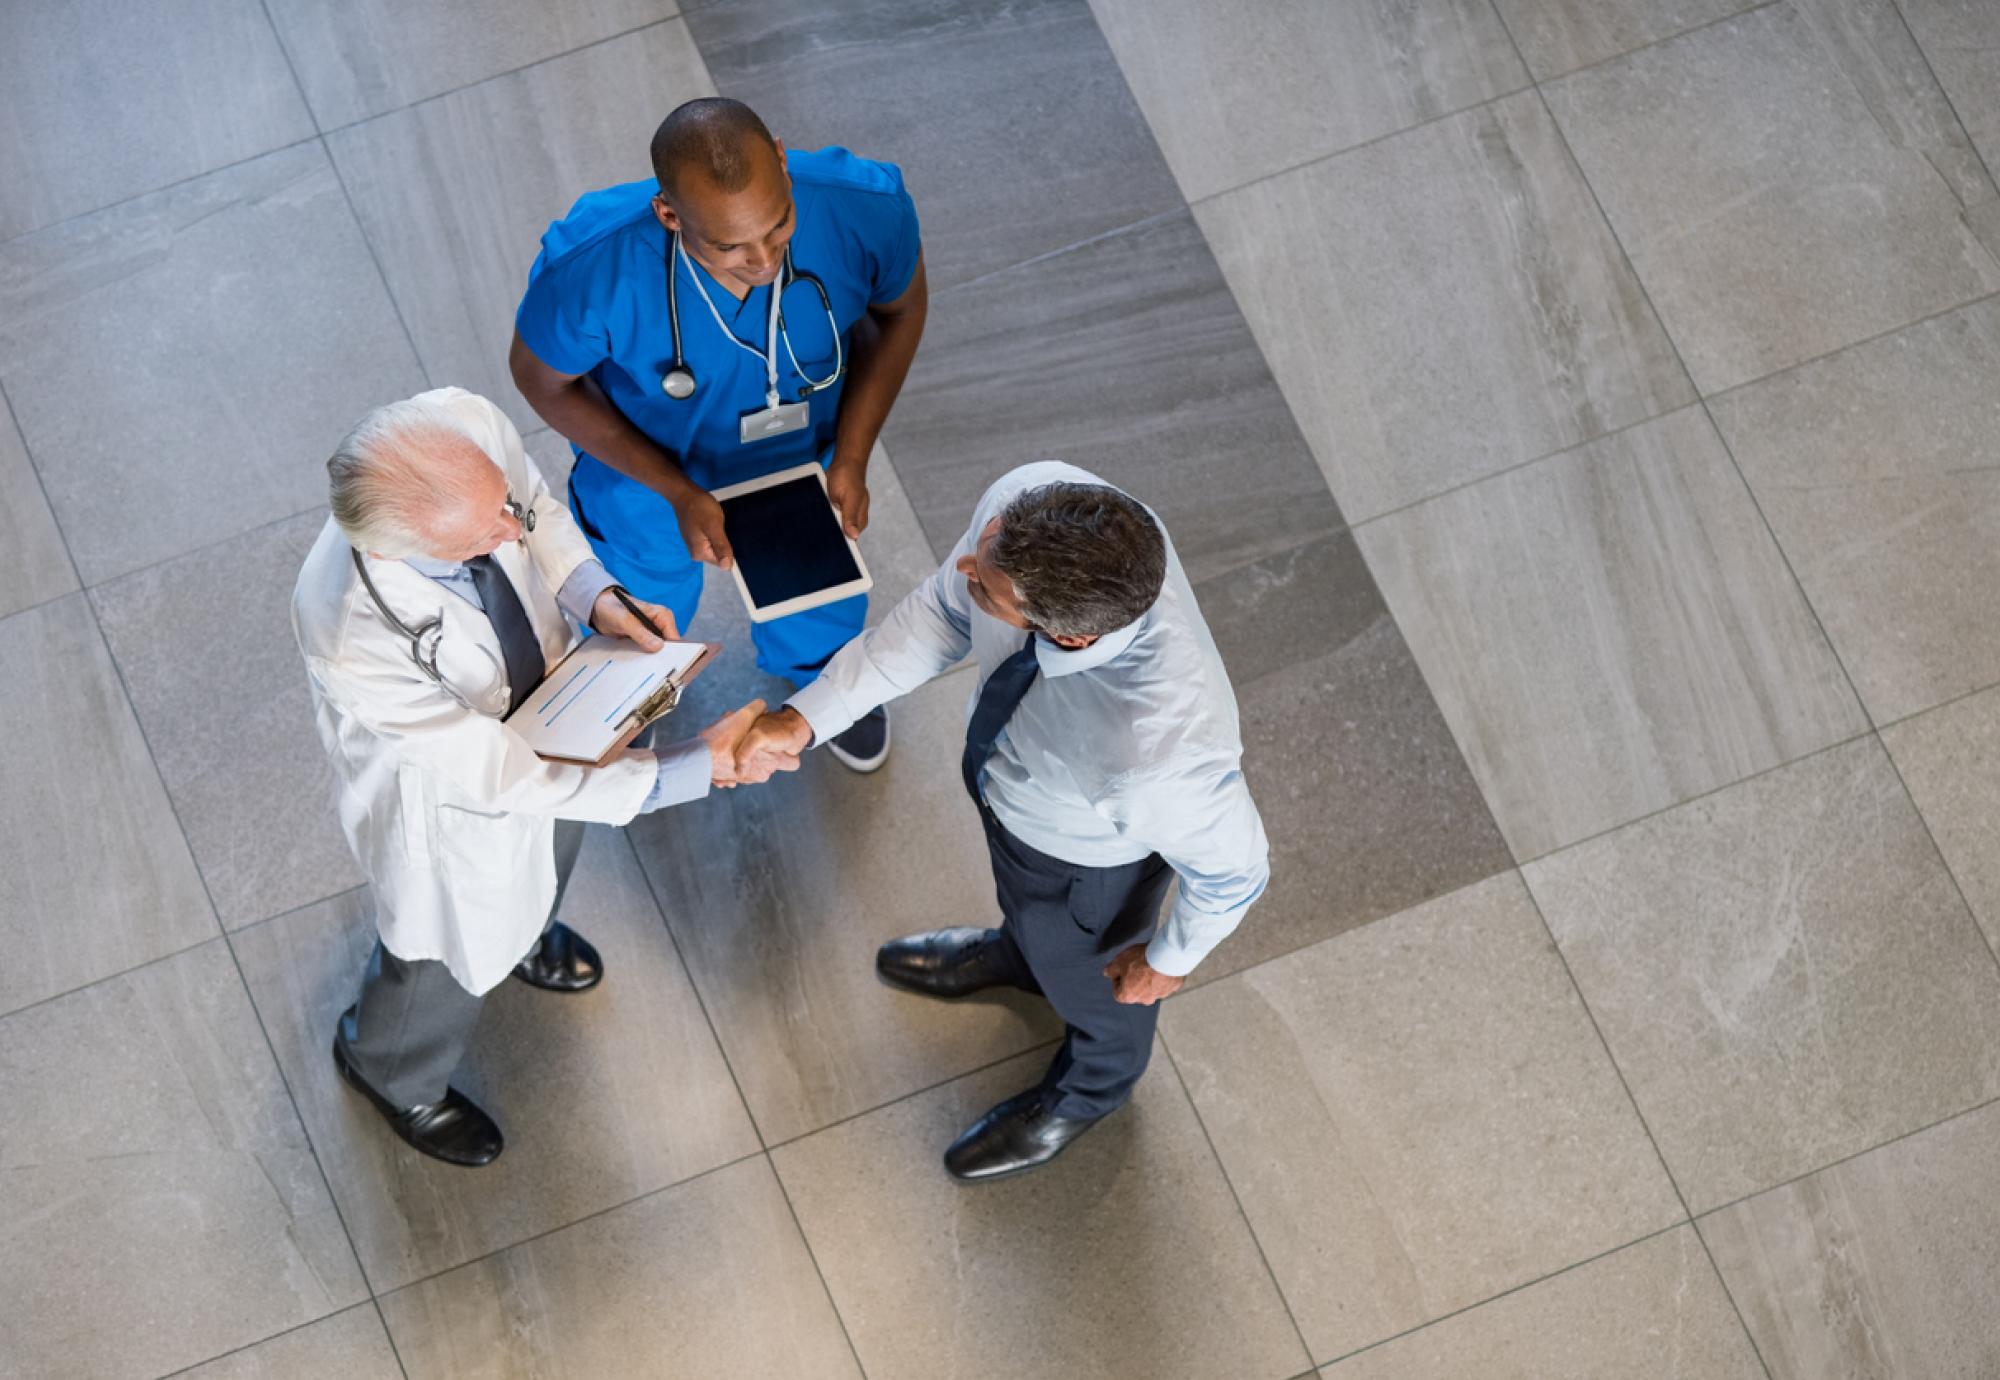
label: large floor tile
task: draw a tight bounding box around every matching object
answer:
[1197,91,1693,522]
[1191,534,1513,982]
[1525,738,2000,1212]
[1545,2,2000,395]
[0,396,75,620]
[1165,873,1682,1361]
[1712,298,2000,723]
[686,0,1183,292]
[176,1306,402,1380]
[1088,0,1525,202]
[1882,685,2000,957]
[264,0,675,130]
[887,209,1344,584]
[1902,0,2000,176]
[1320,1228,1764,1378]
[772,1040,1311,1380]
[0,0,313,240]
[380,1156,859,1379]
[1491,0,1760,79]
[0,941,365,1380]
[0,144,425,584]
[231,828,759,1293]
[92,511,360,931]
[1357,406,1864,860]
[326,22,715,436]
[1702,1099,2000,1380]
[0,596,216,1017]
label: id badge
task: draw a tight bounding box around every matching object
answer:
[740,398,810,444]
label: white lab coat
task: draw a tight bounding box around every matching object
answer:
[292,388,655,995]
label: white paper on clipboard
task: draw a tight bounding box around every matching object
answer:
[507,638,706,764]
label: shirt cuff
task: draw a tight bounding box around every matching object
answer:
[785,678,858,748]
[642,739,712,812]
[555,559,617,629]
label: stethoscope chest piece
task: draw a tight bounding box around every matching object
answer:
[662,366,697,399]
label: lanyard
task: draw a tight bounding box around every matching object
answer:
[676,236,781,410]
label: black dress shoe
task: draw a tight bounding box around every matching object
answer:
[944,1087,1106,1182]
[331,1027,503,1168]
[876,927,1035,998]
[512,921,602,993]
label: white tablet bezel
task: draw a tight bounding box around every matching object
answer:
[710,462,874,623]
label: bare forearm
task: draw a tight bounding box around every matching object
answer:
[515,363,698,504]
[831,298,926,469]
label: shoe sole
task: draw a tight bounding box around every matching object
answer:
[826,718,892,773]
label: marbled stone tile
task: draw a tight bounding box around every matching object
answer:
[1882,685,2000,957]
[1165,873,1682,1361]
[324,22,714,436]
[0,0,313,239]
[1702,1099,2000,1380]
[177,1306,402,1380]
[685,0,1184,292]
[887,209,1344,585]
[771,1040,1311,1380]
[1491,0,1760,79]
[1902,0,2000,178]
[263,0,675,130]
[0,596,216,1017]
[0,941,365,1380]
[1711,298,2000,724]
[1356,406,1865,860]
[1320,1228,1764,1379]
[380,1157,859,1379]
[1525,737,2000,1212]
[1087,0,1526,201]
[1196,91,1694,522]
[0,396,75,621]
[92,510,360,931]
[230,828,759,1293]
[1545,2,2000,395]
[0,143,425,585]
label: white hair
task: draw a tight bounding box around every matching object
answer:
[326,397,489,558]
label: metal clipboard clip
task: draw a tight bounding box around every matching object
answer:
[619,677,685,733]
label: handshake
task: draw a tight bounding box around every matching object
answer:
[694,701,818,788]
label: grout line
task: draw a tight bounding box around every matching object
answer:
[1883,0,2000,201]
[79,501,329,599]
[0,377,85,596]
[1519,0,1784,85]
[1877,674,2000,735]
[929,206,1188,298]
[761,1038,1060,1154]
[152,1301,385,1379]
[1878,743,2000,978]
[0,932,223,1025]
[1700,288,2000,409]
[763,1153,874,1380]
[225,882,372,940]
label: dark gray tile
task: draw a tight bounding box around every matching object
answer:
[685,0,1184,291]
[1901,0,2000,179]
[0,394,75,621]
[886,209,1343,582]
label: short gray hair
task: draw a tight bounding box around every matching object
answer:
[989,481,1167,638]
[326,397,484,557]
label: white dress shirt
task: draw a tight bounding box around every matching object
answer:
[787,461,1269,976]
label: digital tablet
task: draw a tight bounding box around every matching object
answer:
[711,463,874,623]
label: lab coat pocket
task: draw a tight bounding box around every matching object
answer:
[433,802,516,875]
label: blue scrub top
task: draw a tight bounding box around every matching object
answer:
[515,147,921,524]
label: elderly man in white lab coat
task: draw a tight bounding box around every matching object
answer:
[294,386,789,1167]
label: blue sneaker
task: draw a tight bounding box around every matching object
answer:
[827,706,890,773]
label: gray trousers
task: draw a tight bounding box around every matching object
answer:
[338,820,586,1108]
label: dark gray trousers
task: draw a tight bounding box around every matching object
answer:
[980,809,1175,1119]
[338,819,586,1108]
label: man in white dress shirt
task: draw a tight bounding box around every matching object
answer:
[740,462,1269,1179]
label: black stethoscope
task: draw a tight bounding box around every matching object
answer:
[661,231,844,404]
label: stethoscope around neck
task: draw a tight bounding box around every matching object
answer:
[349,548,501,704]
[661,231,843,404]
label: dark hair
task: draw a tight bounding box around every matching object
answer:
[650,98,778,204]
[989,482,1167,638]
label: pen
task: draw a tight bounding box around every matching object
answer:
[611,585,667,642]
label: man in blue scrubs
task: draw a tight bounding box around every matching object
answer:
[511,97,926,771]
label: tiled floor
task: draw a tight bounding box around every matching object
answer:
[2,1,1997,1377]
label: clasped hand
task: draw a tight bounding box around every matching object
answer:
[698,700,802,787]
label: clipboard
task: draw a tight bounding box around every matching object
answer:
[505,634,721,767]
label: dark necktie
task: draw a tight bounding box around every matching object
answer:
[466,553,544,717]
[962,633,1041,805]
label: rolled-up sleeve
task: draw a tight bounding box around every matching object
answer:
[1109,759,1270,978]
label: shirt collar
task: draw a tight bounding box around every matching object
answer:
[402,554,464,580]
[1032,611,1147,678]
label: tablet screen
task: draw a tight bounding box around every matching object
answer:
[719,474,863,608]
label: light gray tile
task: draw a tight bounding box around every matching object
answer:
[0,0,313,240]
[1359,406,1863,859]
[231,827,759,1292]
[1902,0,2000,178]
[0,941,366,1380]
[1320,1228,1764,1380]
[1196,91,1693,522]
[380,1157,860,1380]
[176,1306,402,1380]
[1702,1099,2000,1380]
[92,510,361,931]
[0,395,75,620]
[771,1040,1311,1380]
[1545,2,2000,395]
[1712,298,2000,724]
[1165,873,1682,1361]
[0,595,216,1017]
[0,143,425,585]
[324,22,714,436]
[1882,685,2000,958]
[1525,737,2000,1211]
[264,0,676,130]
[1088,0,1526,201]
[1491,0,1760,79]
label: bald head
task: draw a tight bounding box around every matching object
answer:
[650,97,780,205]
[327,398,513,560]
